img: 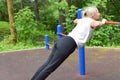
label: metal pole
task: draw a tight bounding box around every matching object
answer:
[105,21,120,26]
[57,25,63,39]
[45,35,49,50]
[78,9,86,75]
[119,22,120,26]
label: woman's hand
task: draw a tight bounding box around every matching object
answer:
[73,19,79,24]
[91,19,107,29]
[102,18,107,24]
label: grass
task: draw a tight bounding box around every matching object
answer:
[0,21,10,41]
[0,21,9,28]
[0,41,45,53]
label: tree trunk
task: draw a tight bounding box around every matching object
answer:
[59,9,65,26]
[58,0,65,28]
[34,0,40,21]
[21,0,24,9]
[67,0,72,7]
[7,0,17,45]
[74,0,83,8]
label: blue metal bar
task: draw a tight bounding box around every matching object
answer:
[57,25,63,39]
[77,9,86,75]
[79,46,85,75]
[45,35,49,50]
[118,22,120,26]
[77,9,82,19]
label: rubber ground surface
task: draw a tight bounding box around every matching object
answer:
[0,48,120,80]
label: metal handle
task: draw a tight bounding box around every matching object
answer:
[105,21,119,25]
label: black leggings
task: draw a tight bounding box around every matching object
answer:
[31,36,77,80]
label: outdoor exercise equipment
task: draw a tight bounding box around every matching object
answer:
[77,9,86,75]
[45,8,120,76]
[45,8,86,76]
[57,25,66,39]
[105,21,120,26]
[45,35,50,50]
[56,9,86,76]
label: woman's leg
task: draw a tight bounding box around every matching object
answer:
[32,36,77,80]
[31,44,57,80]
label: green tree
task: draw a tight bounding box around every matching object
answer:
[7,0,17,45]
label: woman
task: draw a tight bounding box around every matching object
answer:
[31,6,107,80]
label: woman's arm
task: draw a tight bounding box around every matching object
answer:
[90,19,107,29]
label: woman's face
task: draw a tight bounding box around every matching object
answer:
[92,10,100,20]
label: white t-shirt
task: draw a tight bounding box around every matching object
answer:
[68,17,95,48]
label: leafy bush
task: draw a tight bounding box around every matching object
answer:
[14,7,57,46]
[64,5,77,33]
[87,24,120,47]
[87,25,111,46]
[14,7,38,44]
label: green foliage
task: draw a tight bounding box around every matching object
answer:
[14,7,38,44]
[0,30,56,52]
[64,5,77,33]
[58,0,68,10]
[83,0,120,47]
[87,25,111,46]
[0,21,9,28]
[109,26,120,46]
[52,0,77,34]
[0,0,8,21]
[37,30,56,42]
[87,24,120,47]
[38,1,59,31]
[0,21,10,41]
[1,0,120,52]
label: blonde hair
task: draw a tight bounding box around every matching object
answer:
[82,6,98,18]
